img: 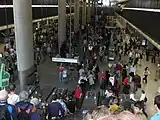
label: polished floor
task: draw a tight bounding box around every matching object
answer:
[122,34,160,118]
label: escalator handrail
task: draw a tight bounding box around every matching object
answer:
[28,86,40,98]
[45,87,56,102]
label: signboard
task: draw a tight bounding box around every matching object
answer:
[0,63,10,88]
[52,57,79,64]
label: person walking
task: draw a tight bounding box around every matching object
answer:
[62,68,68,84]
[142,67,150,84]
[87,71,95,90]
[74,85,82,111]
[139,90,148,118]
[58,63,64,82]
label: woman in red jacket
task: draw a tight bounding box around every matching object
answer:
[74,85,82,110]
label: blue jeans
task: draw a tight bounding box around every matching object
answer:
[62,77,68,84]
[59,72,63,81]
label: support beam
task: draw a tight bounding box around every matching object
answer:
[13,0,35,90]
[87,0,91,23]
[74,0,80,33]
[58,0,66,54]
[82,0,87,26]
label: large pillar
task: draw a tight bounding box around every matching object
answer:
[82,0,87,26]
[74,0,80,33]
[87,0,91,23]
[58,0,66,54]
[13,0,35,90]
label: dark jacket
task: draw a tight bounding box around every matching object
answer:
[15,101,41,120]
[0,101,17,120]
[47,101,65,118]
[66,99,76,113]
[123,84,130,94]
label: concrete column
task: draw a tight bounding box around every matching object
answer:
[58,0,66,54]
[87,0,91,23]
[82,0,87,26]
[74,0,80,33]
[13,0,35,90]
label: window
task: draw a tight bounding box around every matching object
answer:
[102,0,110,6]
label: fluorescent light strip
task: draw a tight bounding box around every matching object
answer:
[0,5,76,8]
[123,7,160,13]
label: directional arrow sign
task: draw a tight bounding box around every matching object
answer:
[0,63,10,88]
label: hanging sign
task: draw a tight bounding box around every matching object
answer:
[0,63,10,88]
[52,57,79,63]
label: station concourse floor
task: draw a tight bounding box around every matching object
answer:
[38,53,159,118]
[0,44,159,119]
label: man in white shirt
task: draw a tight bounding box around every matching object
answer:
[7,84,19,105]
[56,94,69,115]
[129,65,135,82]
[105,89,113,98]
[139,90,146,102]
[78,75,87,84]
[130,93,137,102]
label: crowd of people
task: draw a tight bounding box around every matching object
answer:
[71,16,160,120]
[0,83,80,120]
[0,13,159,120]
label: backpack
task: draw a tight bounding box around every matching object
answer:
[17,103,36,120]
[17,107,31,120]
[0,105,12,120]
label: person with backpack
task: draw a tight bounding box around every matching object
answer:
[0,89,17,120]
[15,91,41,120]
[46,94,65,119]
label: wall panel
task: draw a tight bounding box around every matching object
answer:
[0,7,74,26]
[120,10,160,44]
